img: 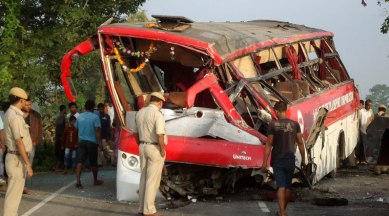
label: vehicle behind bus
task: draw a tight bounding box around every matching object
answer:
[61,16,360,201]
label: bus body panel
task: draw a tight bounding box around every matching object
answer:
[119,128,267,168]
[61,18,360,201]
[287,82,358,139]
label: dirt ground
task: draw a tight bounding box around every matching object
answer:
[298,165,389,206]
[1,166,388,216]
[197,164,389,208]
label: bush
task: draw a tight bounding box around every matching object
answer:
[33,140,55,172]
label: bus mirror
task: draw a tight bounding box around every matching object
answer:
[67,77,77,101]
[71,53,79,62]
[60,38,96,102]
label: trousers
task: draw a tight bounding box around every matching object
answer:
[355,132,367,162]
[3,154,26,216]
[64,148,77,168]
[138,144,165,214]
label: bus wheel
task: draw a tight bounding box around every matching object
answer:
[345,149,356,167]
[329,166,337,178]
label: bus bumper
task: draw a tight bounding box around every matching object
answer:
[116,150,164,201]
[116,150,141,201]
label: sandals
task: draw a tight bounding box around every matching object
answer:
[75,183,83,189]
[23,188,32,195]
[94,180,104,186]
[75,179,103,189]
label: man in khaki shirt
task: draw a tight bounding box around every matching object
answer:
[3,87,33,216]
[134,92,167,216]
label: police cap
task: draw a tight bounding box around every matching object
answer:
[378,104,387,110]
[151,92,165,102]
[9,87,28,100]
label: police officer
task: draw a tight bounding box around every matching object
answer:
[377,104,387,117]
[3,87,33,216]
[134,92,167,216]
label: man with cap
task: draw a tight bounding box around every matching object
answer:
[377,104,387,117]
[3,87,33,216]
[22,98,43,195]
[134,92,167,216]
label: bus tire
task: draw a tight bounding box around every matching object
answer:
[346,149,356,167]
[329,168,337,178]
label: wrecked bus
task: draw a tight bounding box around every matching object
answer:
[61,16,360,201]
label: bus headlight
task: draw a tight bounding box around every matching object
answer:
[128,156,139,168]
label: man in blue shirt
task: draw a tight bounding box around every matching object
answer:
[75,99,103,188]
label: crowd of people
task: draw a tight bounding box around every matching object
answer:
[0,87,120,216]
[356,99,388,164]
[53,101,117,174]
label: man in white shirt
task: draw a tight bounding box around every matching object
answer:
[356,99,374,164]
[105,101,115,126]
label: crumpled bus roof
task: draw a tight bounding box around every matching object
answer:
[99,20,333,64]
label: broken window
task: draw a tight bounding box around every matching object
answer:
[104,35,216,110]
[310,39,350,86]
[226,80,272,135]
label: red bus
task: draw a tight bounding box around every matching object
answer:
[61,16,360,201]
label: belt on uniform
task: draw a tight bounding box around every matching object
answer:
[140,141,158,145]
[8,150,20,156]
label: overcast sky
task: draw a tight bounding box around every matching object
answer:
[141,0,389,99]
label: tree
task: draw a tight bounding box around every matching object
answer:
[362,0,389,33]
[128,10,151,22]
[0,0,146,104]
[378,1,389,33]
[365,84,389,112]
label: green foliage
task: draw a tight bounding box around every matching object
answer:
[365,84,389,112]
[0,0,146,104]
[0,1,146,172]
[128,10,152,22]
[33,141,55,172]
[377,0,389,33]
[381,15,389,34]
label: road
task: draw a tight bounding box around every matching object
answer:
[1,167,389,216]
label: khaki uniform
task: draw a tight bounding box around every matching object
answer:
[134,104,166,215]
[3,105,32,216]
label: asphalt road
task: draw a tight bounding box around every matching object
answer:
[1,168,389,216]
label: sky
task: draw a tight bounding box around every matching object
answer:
[140,0,389,99]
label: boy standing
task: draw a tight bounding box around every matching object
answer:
[63,116,78,174]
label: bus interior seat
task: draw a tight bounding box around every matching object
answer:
[295,80,310,96]
[308,64,327,88]
[275,81,301,101]
[137,94,151,109]
[326,69,340,84]
[167,92,186,108]
[137,92,185,109]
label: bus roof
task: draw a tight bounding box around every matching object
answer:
[99,20,333,64]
